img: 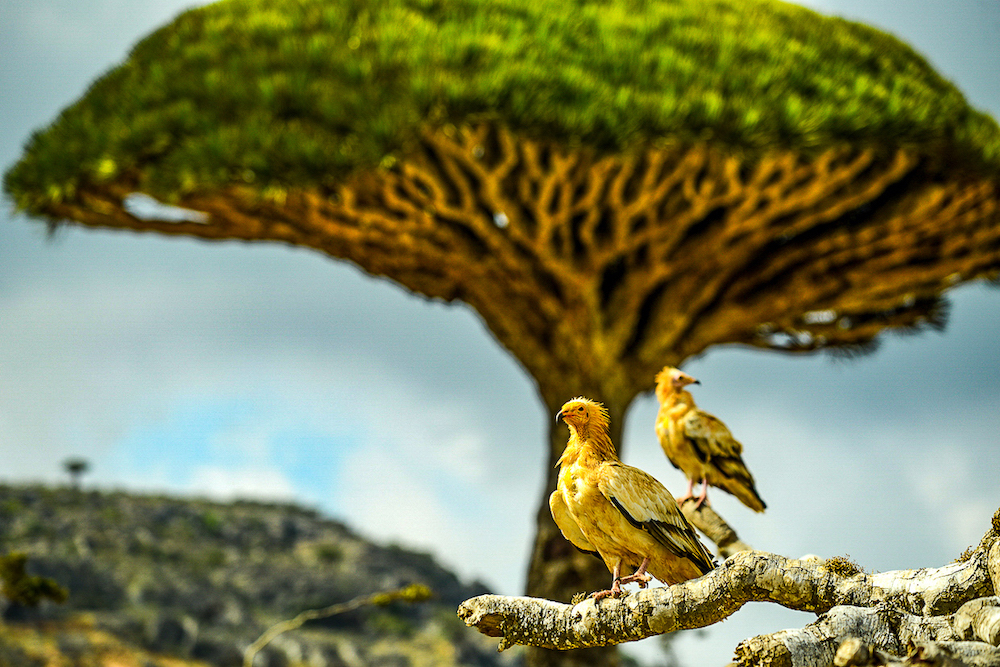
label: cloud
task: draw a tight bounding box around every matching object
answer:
[336,444,456,547]
[334,435,536,593]
[326,375,541,592]
[186,464,297,501]
[901,442,999,554]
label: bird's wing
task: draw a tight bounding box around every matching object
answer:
[653,408,683,470]
[549,489,600,558]
[597,463,714,571]
[682,409,743,458]
[712,456,767,512]
[684,412,766,511]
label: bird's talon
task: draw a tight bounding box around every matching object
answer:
[592,588,618,601]
[618,572,652,587]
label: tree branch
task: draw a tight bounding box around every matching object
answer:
[833,637,1000,667]
[953,597,1000,646]
[458,517,999,655]
[244,584,431,667]
[736,604,959,667]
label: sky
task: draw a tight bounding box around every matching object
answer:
[1,1,998,665]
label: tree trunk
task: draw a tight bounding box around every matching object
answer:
[523,399,627,667]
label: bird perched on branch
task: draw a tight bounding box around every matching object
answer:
[550,397,715,600]
[654,367,766,512]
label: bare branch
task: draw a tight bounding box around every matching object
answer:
[834,637,1000,667]
[244,584,431,667]
[953,597,1000,645]
[461,506,1000,667]
[737,604,958,666]
[458,544,995,652]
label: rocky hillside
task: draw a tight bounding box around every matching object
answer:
[0,484,518,667]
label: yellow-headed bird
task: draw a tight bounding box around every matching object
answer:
[550,397,715,599]
[654,367,766,512]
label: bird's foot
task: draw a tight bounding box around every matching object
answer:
[685,479,711,509]
[592,578,626,601]
[619,557,652,589]
[690,495,711,509]
[675,479,696,507]
[618,571,652,588]
[694,483,711,509]
[674,492,694,506]
[677,494,711,510]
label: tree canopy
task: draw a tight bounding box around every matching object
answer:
[6,0,1000,209]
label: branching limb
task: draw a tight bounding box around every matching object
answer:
[459,541,995,651]
[460,507,1000,664]
[757,597,1000,666]
[834,638,896,667]
[244,584,431,667]
[457,551,874,650]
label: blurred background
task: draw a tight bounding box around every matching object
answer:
[1,0,998,664]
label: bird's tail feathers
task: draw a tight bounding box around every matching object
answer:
[715,457,766,512]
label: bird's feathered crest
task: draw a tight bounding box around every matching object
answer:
[565,396,610,428]
[654,367,677,386]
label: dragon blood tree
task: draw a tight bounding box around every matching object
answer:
[6,0,1000,664]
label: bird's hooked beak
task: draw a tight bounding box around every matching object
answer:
[555,410,565,423]
[673,373,700,387]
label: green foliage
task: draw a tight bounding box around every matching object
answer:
[100,506,124,524]
[370,582,432,606]
[366,609,417,638]
[5,0,999,214]
[0,498,24,519]
[0,485,497,667]
[203,548,228,568]
[955,545,976,563]
[0,552,69,607]
[199,510,224,536]
[313,542,344,563]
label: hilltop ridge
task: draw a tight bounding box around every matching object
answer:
[0,483,516,667]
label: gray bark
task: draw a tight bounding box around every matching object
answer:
[833,637,1000,667]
